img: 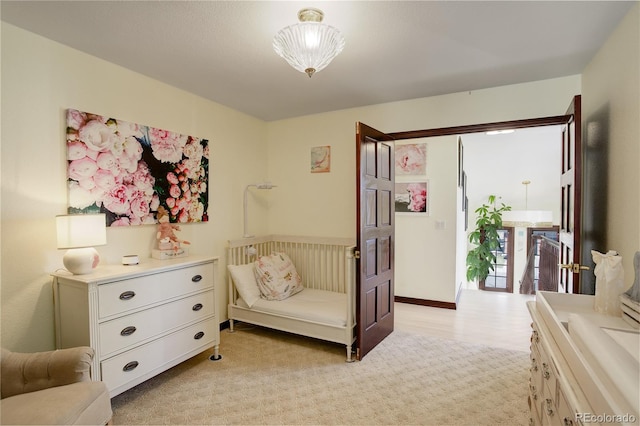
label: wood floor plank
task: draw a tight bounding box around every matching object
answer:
[394,289,534,352]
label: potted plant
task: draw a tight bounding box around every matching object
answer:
[466,195,512,283]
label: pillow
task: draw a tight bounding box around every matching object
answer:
[227,263,261,308]
[253,252,303,301]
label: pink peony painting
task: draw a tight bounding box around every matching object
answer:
[65,109,209,226]
[395,181,428,214]
[395,143,426,176]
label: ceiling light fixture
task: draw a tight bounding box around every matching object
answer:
[486,129,515,135]
[273,8,345,78]
[502,180,553,228]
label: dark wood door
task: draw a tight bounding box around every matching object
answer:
[559,95,586,293]
[355,122,395,360]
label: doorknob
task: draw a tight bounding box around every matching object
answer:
[559,263,590,273]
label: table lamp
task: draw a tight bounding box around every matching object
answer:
[56,214,107,274]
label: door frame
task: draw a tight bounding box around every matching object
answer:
[386,112,576,306]
[388,115,571,140]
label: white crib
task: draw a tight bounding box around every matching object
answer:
[227,235,357,361]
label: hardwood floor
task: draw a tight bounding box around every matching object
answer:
[394,289,535,352]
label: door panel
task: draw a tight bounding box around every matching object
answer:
[559,95,583,294]
[356,122,395,360]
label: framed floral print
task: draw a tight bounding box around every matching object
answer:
[395,142,426,176]
[66,109,209,226]
[395,181,429,214]
[311,145,330,173]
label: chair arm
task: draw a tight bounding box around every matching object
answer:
[1,346,94,399]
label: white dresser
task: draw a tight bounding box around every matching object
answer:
[52,255,220,397]
[527,291,639,426]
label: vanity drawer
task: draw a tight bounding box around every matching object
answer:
[100,317,216,393]
[99,290,214,356]
[98,263,213,318]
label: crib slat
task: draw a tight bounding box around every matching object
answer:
[227,235,355,293]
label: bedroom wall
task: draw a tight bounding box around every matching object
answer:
[1,23,268,352]
[582,3,640,291]
[266,76,581,304]
[4,4,635,352]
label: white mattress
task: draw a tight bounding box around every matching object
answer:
[235,288,347,327]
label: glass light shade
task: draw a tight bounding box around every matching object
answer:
[273,9,345,78]
[502,210,553,228]
[56,214,107,275]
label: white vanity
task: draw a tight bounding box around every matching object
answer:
[527,291,639,425]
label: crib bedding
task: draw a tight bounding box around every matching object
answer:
[227,235,357,361]
[235,288,347,327]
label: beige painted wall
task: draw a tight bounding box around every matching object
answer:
[266,77,581,303]
[394,136,458,302]
[1,24,268,352]
[582,3,640,289]
[2,3,636,352]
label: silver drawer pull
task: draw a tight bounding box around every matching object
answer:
[191,275,203,282]
[123,361,139,372]
[529,384,537,400]
[120,326,137,336]
[545,398,554,416]
[192,303,203,311]
[194,331,205,340]
[542,362,550,380]
[119,290,136,300]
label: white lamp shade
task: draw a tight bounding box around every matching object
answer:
[56,214,107,249]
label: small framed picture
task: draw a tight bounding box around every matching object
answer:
[458,138,464,188]
[395,143,426,176]
[395,181,429,215]
[311,145,331,173]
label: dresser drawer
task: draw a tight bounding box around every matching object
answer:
[99,290,214,356]
[100,317,216,393]
[98,263,213,318]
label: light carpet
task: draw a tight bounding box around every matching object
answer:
[111,325,530,425]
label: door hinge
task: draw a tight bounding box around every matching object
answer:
[559,263,590,273]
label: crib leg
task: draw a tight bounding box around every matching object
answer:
[345,345,355,363]
[229,319,235,333]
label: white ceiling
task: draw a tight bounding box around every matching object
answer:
[1,1,635,122]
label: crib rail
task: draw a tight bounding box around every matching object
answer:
[227,235,357,361]
[227,234,356,293]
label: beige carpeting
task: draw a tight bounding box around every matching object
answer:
[111,325,530,425]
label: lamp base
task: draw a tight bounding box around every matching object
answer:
[63,247,100,275]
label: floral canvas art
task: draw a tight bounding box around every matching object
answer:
[395,143,426,176]
[395,181,428,214]
[310,146,331,173]
[66,109,209,226]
